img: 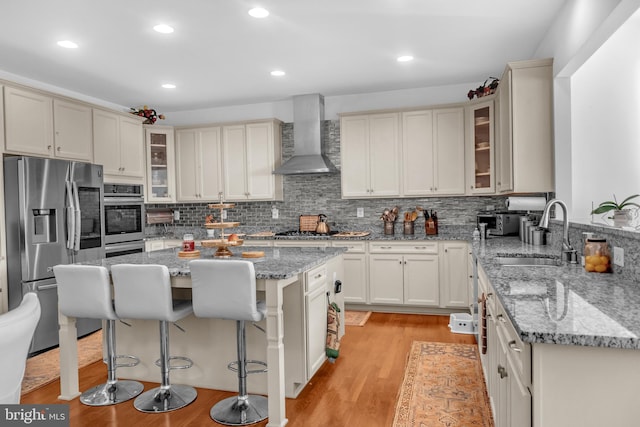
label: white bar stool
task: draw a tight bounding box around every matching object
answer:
[53,265,144,406]
[190,259,268,426]
[111,264,197,413]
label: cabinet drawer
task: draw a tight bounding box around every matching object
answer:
[242,239,273,247]
[305,264,327,293]
[496,301,531,387]
[274,240,330,248]
[332,240,366,253]
[368,241,438,254]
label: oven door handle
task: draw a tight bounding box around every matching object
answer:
[104,196,145,205]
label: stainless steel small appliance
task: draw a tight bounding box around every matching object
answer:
[476,212,521,236]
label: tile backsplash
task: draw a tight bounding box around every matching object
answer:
[147,120,510,233]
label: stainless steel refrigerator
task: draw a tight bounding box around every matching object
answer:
[4,156,105,355]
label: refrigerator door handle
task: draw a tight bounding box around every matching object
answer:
[72,181,81,251]
[36,283,58,291]
[65,181,75,250]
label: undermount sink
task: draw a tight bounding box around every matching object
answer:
[496,256,561,267]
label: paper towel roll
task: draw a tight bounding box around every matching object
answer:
[505,196,547,211]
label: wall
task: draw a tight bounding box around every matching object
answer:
[147,120,510,235]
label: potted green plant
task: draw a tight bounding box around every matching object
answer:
[591,194,640,227]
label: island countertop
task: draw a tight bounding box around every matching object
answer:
[82,245,347,280]
[473,237,640,350]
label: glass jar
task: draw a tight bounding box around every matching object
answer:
[182,233,195,252]
[584,237,611,273]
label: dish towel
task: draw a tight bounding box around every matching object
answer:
[326,293,341,362]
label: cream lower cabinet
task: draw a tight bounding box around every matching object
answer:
[305,263,328,380]
[439,242,470,308]
[175,127,223,202]
[481,264,531,427]
[332,241,367,304]
[368,242,439,306]
[340,113,401,198]
[93,109,145,183]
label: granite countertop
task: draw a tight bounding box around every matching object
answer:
[474,237,640,350]
[81,246,346,280]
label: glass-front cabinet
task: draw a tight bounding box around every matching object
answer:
[144,125,176,203]
[466,100,494,194]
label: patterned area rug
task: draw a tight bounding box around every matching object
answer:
[393,341,493,427]
[21,330,104,395]
[344,310,372,326]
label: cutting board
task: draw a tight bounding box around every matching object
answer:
[299,215,320,232]
[242,251,265,258]
[333,231,371,237]
[178,249,201,258]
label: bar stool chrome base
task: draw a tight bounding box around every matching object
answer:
[134,384,198,413]
[211,394,268,426]
[80,380,144,406]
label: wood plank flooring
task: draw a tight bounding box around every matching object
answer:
[21,313,477,427]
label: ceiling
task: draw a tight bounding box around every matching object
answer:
[0,1,566,114]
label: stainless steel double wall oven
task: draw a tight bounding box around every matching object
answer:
[103,183,145,257]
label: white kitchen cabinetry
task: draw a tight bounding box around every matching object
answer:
[340,113,400,198]
[305,264,328,379]
[145,125,176,203]
[93,109,145,183]
[4,87,93,161]
[466,100,495,194]
[439,242,469,308]
[145,239,183,252]
[368,242,439,306]
[222,120,283,202]
[402,108,465,196]
[481,264,531,427]
[495,58,554,193]
[332,241,367,304]
[273,240,330,248]
[175,126,223,202]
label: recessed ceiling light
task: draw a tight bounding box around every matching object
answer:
[57,40,78,49]
[154,24,174,34]
[270,70,285,77]
[397,55,414,62]
[248,7,269,18]
[162,83,176,89]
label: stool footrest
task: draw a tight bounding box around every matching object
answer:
[227,359,268,375]
[112,354,140,368]
[155,355,193,370]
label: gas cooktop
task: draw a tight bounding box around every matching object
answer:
[275,230,340,237]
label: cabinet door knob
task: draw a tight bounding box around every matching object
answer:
[497,365,508,379]
[47,145,52,150]
[57,146,61,151]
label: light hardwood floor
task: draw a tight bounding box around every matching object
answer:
[21,313,477,427]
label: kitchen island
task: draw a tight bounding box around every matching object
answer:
[58,246,346,427]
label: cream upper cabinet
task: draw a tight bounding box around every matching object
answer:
[495,73,513,193]
[93,109,145,183]
[53,99,93,161]
[466,100,495,194]
[4,86,53,157]
[0,85,5,154]
[175,126,223,202]
[4,87,93,161]
[402,110,434,196]
[145,125,176,203]
[341,113,400,198]
[496,58,554,193]
[402,108,465,196]
[222,120,283,201]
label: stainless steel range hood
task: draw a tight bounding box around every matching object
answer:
[273,94,338,175]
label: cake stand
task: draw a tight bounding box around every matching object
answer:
[203,203,243,258]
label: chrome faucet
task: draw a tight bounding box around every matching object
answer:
[539,199,578,264]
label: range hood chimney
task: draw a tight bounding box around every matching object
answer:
[273,93,338,175]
